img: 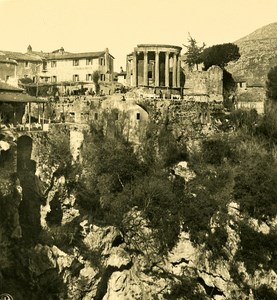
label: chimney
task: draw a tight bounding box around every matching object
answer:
[27,45,32,52]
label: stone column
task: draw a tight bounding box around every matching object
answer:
[155,51,159,87]
[132,50,137,87]
[177,55,181,87]
[165,51,169,87]
[143,51,148,86]
[173,53,177,88]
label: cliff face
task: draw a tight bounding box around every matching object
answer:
[227,22,277,86]
[0,107,276,299]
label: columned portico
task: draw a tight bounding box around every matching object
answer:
[172,53,177,88]
[155,51,159,86]
[143,51,148,86]
[165,52,169,87]
[177,55,181,87]
[127,44,182,90]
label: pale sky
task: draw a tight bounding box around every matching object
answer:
[0,0,276,71]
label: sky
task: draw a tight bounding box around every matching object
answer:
[0,0,276,71]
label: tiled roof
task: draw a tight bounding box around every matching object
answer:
[0,52,18,64]
[0,58,18,65]
[1,50,42,62]
[0,92,47,103]
[45,51,106,60]
[1,48,114,62]
[0,81,23,92]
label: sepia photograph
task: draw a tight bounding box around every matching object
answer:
[0,0,276,299]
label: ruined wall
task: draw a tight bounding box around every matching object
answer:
[183,65,223,102]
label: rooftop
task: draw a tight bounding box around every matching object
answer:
[1,50,42,62]
[0,91,47,103]
[0,81,23,92]
[137,44,182,50]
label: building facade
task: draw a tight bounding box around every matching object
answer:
[0,46,114,91]
[0,50,42,85]
[126,44,182,89]
[35,47,114,85]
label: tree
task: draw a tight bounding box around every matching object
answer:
[201,43,240,70]
[92,71,100,95]
[266,65,277,101]
[183,34,205,70]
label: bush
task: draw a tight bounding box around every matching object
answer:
[234,159,277,220]
[202,138,233,165]
[236,224,277,274]
[253,284,277,300]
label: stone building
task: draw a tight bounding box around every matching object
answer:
[0,46,115,95]
[0,52,17,84]
[126,44,182,89]
[0,49,42,83]
[33,47,114,86]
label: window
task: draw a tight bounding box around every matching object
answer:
[52,76,57,83]
[73,59,79,66]
[136,113,140,120]
[100,74,105,81]
[51,61,57,68]
[94,113,98,120]
[115,112,119,120]
[86,58,93,65]
[73,74,79,82]
[100,57,105,66]
[86,74,92,81]
[24,61,29,68]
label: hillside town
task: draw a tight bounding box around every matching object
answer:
[0,16,277,300]
[0,43,224,132]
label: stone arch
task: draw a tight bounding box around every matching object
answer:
[135,102,151,115]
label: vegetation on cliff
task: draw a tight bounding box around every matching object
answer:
[1,99,277,298]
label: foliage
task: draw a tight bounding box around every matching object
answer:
[253,284,277,300]
[222,69,236,105]
[205,226,228,260]
[266,65,277,101]
[236,223,277,274]
[92,71,100,95]
[201,43,240,70]
[158,125,188,167]
[45,192,63,226]
[234,158,277,220]
[39,218,81,251]
[46,126,78,180]
[202,138,233,165]
[78,128,186,252]
[229,109,259,134]
[183,34,205,70]
[164,277,207,300]
[257,102,277,143]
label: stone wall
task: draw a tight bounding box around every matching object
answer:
[183,65,223,102]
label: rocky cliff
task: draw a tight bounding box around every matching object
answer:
[0,105,276,299]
